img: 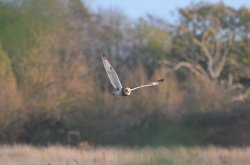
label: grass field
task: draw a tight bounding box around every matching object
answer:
[1,145,250,165]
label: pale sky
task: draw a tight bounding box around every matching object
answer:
[86,0,250,22]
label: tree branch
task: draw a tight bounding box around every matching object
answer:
[214,49,228,78]
[193,37,217,80]
[172,61,209,81]
[214,40,222,64]
[231,89,250,102]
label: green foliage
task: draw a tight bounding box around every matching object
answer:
[131,17,171,75]
[173,2,250,82]
[0,0,62,54]
[0,0,60,95]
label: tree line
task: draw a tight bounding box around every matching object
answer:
[0,0,250,146]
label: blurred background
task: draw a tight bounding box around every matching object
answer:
[0,0,250,147]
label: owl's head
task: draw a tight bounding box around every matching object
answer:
[123,88,131,96]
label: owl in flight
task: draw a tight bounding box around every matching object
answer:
[102,54,164,96]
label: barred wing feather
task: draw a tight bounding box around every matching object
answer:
[102,54,123,90]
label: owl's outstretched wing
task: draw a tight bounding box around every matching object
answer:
[102,54,123,90]
[131,79,164,91]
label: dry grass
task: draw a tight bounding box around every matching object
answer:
[1,145,250,165]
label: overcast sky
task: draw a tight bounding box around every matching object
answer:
[86,0,250,22]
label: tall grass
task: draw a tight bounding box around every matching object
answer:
[1,145,250,165]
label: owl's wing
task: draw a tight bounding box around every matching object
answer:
[131,79,164,91]
[102,54,123,90]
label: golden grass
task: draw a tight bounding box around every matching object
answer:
[1,145,250,165]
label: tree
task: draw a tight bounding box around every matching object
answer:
[168,2,250,101]
[129,15,171,76]
[0,0,95,111]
